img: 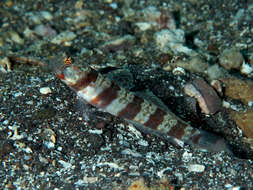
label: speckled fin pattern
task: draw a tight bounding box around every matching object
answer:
[55,62,231,153]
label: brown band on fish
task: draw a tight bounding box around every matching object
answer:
[91,82,120,108]
[144,108,167,129]
[117,96,144,120]
[167,122,186,140]
[70,70,98,91]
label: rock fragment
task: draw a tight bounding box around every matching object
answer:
[219,48,244,70]
[188,164,205,173]
[184,78,221,115]
[136,6,176,30]
[39,87,52,95]
[52,31,76,46]
[155,29,196,56]
[0,57,12,73]
[230,110,253,139]
[34,24,57,38]
[222,78,253,106]
[166,56,209,74]
[100,35,135,52]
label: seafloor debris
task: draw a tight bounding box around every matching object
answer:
[100,35,136,52]
[230,110,253,139]
[39,87,52,95]
[126,177,175,190]
[0,57,12,73]
[55,60,231,153]
[135,6,176,31]
[155,29,197,56]
[221,77,253,107]
[219,48,244,71]
[184,78,221,115]
[51,31,77,46]
[8,55,45,67]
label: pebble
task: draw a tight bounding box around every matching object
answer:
[182,151,192,162]
[230,110,253,139]
[184,79,221,115]
[207,64,227,80]
[170,56,209,74]
[34,25,57,38]
[137,139,148,147]
[9,31,24,44]
[88,129,103,135]
[222,78,253,106]
[0,57,12,73]
[52,31,77,45]
[100,35,136,52]
[58,160,73,170]
[188,164,205,172]
[40,11,53,21]
[39,87,52,95]
[121,148,142,158]
[172,67,186,75]
[13,92,23,97]
[139,6,176,30]
[219,48,244,70]
[155,29,196,56]
[135,22,152,31]
[240,62,253,75]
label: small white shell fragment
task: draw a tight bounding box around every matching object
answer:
[0,57,12,73]
[248,101,253,107]
[138,139,148,146]
[172,67,186,75]
[240,62,253,75]
[88,129,103,135]
[135,22,152,31]
[121,148,142,158]
[188,164,205,172]
[9,31,24,44]
[182,151,192,162]
[14,92,23,97]
[58,160,73,170]
[24,147,33,153]
[40,11,53,21]
[44,141,55,149]
[39,87,52,94]
[83,176,98,183]
[155,29,196,55]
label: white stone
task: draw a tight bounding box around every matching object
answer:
[188,164,205,172]
[172,67,186,75]
[14,92,23,97]
[182,151,192,162]
[154,29,195,55]
[121,148,142,157]
[52,31,77,45]
[240,62,253,75]
[88,129,103,135]
[138,139,148,146]
[135,22,152,31]
[40,11,53,20]
[39,87,52,94]
[58,160,73,169]
[9,31,24,44]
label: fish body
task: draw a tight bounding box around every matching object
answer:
[56,62,231,153]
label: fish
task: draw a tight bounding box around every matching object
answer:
[55,58,232,153]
